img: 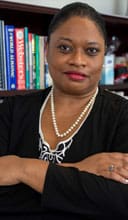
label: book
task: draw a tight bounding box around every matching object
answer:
[14,28,26,90]
[0,20,7,90]
[32,33,36,89]
[4,25,16,90]
[35,34,40,89]
[28,33,33,89]
[39,35,45,89]
[24,27,30,89]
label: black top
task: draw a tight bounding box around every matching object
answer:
[0,87,128,219]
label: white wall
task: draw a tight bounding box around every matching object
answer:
[3,0,128,16]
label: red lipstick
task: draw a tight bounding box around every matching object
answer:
[64,71,86,80]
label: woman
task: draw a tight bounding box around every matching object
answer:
[0,2,128,219]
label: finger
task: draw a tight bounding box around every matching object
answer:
[109,165,128,184]
[116,167,128,180]
[122,157,128,169]
[108,171,128,184]
[109,152,128,161]
[106,164,125,183]
[113,173,128,184]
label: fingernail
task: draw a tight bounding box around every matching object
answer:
[124,179,128,184]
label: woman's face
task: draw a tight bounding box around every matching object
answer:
[46,16,105,95]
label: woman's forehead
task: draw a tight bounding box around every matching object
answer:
[50,16,105,43]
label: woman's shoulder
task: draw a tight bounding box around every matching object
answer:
[0,87,51,111]
[99,87,128,104]
[97,87,128,116]
[14,87,51,101]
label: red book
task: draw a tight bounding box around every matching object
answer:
[14,28,26,89]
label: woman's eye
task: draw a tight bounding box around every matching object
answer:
[86,48,99,56]
[57,45,72,53]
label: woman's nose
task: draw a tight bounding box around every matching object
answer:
[68,50,87,67]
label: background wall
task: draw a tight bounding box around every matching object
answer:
[3,0,128,16]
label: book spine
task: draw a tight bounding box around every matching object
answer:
[5,25,16,90]
[39,35,45,89]
[35,34,40,89]
[24,27,30,89]
[14,28,26,90]
[0,20,4,89]
[28,33,33,89]
[32,33,36,89]
[0,20,7,90]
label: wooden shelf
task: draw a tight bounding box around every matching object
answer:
[0,89,43,97]
[100,83,128,91]
[0,1,59,35]
[0,83,128,97]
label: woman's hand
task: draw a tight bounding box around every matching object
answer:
[62,152,128,184]
[75,152,128,184]
[0,155,21,185]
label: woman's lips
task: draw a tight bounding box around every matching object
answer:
[64,71,86,80]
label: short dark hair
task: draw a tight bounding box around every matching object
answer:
[48,2,107,46]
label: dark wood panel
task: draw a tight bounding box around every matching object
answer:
[100,83,128,91]
[0,1,59,35]
[1,83,128,97]
[0,89,43,97]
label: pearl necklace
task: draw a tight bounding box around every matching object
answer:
[50,87,98,138]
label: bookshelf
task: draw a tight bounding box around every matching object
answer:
[0,0,128,96]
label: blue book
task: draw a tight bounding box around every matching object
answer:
[0,20,7,90]
[5,25,16,90]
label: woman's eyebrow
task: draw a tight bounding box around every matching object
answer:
[57,37,72,42]
[87,42,101,46]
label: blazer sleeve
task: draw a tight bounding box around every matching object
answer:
[42,100,128,218]
[0,97,14,155]
[42,164,128,217]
